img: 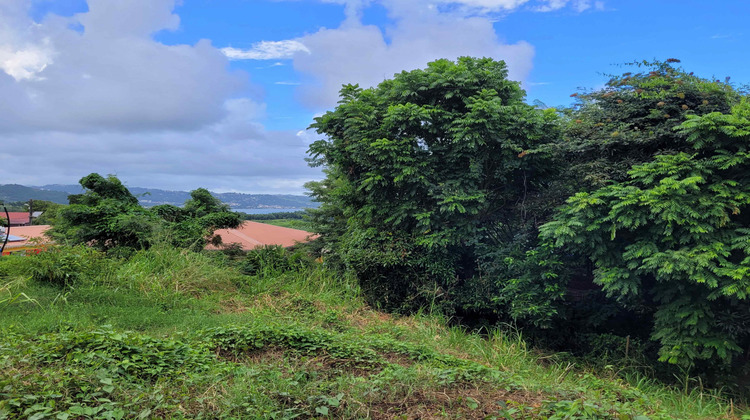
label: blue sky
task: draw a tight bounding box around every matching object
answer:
[1,0,748,194]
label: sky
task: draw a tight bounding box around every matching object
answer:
[1,0,748,194]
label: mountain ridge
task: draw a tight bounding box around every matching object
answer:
[1,184,316,209]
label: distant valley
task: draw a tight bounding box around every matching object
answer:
[0,184,317,210]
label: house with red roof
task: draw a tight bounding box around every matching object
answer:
[3,212,31,226]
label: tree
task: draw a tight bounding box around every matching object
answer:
[152,188,242,251]
[541,101,750,370]
[52,174,156,252]
[53,174,241,253]
[530,61,747,362]
[307,57,564,318]
[562,59,741,191]
[28,200,65,225]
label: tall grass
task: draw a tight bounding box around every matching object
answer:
[114,245,242,297]
[0,244,745,419]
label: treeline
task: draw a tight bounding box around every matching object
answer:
[240,211,308,221]
[48,173,241,254]
[305,57,750,387]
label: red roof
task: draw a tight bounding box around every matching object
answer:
[207,221,316,251]
[4,212,30,224]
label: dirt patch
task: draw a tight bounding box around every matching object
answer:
[221,347,385,378]
[365,386,546,419]
[381,352,415,368]
[344,306,395,330]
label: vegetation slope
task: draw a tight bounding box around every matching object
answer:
[0,245,743,419]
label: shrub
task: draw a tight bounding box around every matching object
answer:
[24,245,110,288]
[241,245,312,277]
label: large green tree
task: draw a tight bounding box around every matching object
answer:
[52,174,156,252]
[152,188,242,251]
[562,59,741,191]
[307,57,564,317]
[542,101,750,370]
[530,61,747,362]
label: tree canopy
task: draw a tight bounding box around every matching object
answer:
[307,57,750,378]
[307,57,563,316]
[542,101,750,368]
[52,174,156,252]
[52,174,241,254]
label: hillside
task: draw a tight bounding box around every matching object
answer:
[0,246,740,419]
[1,184,317,209]
[0,184,71,204]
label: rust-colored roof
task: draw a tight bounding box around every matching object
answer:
[4,212,30,224]
[207,221,316,251]
[2,225,51,250]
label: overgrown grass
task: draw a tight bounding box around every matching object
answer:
[0,245,745,419]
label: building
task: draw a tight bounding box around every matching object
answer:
[1,225,52,256]
[206,221,316,251]
[2,211,45,227]
[3,212,31,227]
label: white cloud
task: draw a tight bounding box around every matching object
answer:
[0,0,320,194]
[319,0,601,15]
[292,0,535,110]
[535,0,595,12]
[0,0,244,132]
[434,0,531,12]
[222,40,311,60]
[0,99,322,194]
[0,39,54,81]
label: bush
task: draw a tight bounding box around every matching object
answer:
[241,245,312,277]
[24,245,111,288]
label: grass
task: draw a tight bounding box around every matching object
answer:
[0,245,745,419]
[257,218,313,231]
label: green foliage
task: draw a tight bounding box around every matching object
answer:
[0,327,221,419]
[51,174,240,253]
[241,245,312,277]
[562,59,741,191]
[242,210,308,221]
[0,243,739,419]
[258,218,312,231]
[52,174,157,252]
[29,200,65,225]
[24,245,110,288]
[459,246,568,328]
[152,188,242,251]
[542,100,750,369]
[307,57,563,315]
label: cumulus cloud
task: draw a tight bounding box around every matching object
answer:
[291,0,535,110]
[2,0,603,194]
[0,0,320,194]
[0,99,321,193]
[222,40,311,60]
[0,0,244,132]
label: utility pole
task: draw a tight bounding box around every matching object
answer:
[28,199,33,226]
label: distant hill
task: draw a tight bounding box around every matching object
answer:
[0,184,71,204]
[9,184,317,209]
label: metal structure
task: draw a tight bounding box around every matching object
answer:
[1,206,9,256]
